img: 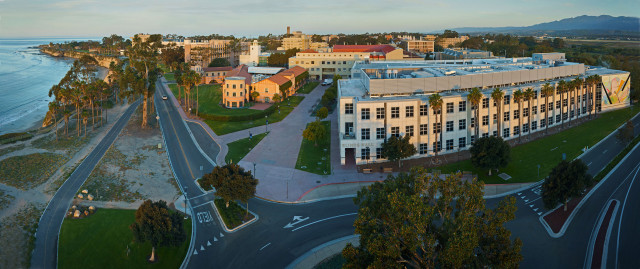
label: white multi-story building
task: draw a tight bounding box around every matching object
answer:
[338,53,631,165]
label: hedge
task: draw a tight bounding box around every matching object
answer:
[0,132,34,145]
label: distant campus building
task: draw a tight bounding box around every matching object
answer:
[337,53,631,165]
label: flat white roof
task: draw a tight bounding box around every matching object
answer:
[248,67,283,75]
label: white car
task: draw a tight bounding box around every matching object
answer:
[162,95,168,100]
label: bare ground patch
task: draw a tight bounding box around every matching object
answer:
[0,202,44,269]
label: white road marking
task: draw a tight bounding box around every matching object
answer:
[196,211,213,223]
[220,232,224,237]
[529,204,534,208]
[525,199,529,202]
[603,149,608,154]
[615,163,640,266]
[193,250,198,255]
[587,162,593,166]
[551,147,558,151]
[517,192,522,195]
[283,216,310,229]
[207,241,211,246]
[520,196,526,199]
[260,243,271,251]
[191,192,211,200]
[526,197,542,204]
[214,236,218,242]
[538,212,542,215]
[200,245,205,251]
[534,208,538,212]
[292,213,357,232]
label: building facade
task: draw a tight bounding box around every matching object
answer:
[436,36,470,48]
[338,54,631,165]
[407,40,435,53]
[202,66,233,84]
[434,48,495,60]
[184,39,249,68]
[223,77,249,108]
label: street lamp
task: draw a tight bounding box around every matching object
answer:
[265,115,268,132]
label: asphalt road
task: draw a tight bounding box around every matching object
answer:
[157,75,640,268]
[30,100,140,269]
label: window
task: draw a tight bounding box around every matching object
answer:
[513,126,520,135]
[549,117,554,125]
[470,118,475,128]
[556,101,561,109]
[419,143,428,154]
[522,123,529,133]
[361,148,370,160]
[433,141,442,152]
[504,95,510,105]
[533,106,537,115]
[376,128,385,139]
[514,109,520,119]
[345,103,353,114]
[533,91,538,99]
[523,108,529,117]
[493,130,497,137]
[459,119,466,130]
[563,112,568,120]
[532,121,538,131]
[540,118,546,128]
[540,104,546,112]
[376,108,385,119]
[482,98,489,108]
[446,139,454,150]
[420,124,428,135]
[391,107,400,118]
[361,128,370,140]
[361,108,370,120]
[233,84,236,89]
[549,102,553,111]
[420,105,428,116]
[446,121,454,132]
[406,106,414,117]
[343,61,347,64]
[459,137,466,148]
[446,103,454,113]
[471,135,476,144]
[433,122,441,134]
[482,133,489,138]
[504,111,510,121]
[493,113,497,123]
[233,92,236,97]
[391,127,400,137]
[482,115,489,126]
[503,128,510,138]
[406,125,414,137]
[458,101,466,112]
[376,148,383,159]
[226,92,229,96]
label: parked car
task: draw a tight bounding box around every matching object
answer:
[162,95,168,100]
[321,79,333,86]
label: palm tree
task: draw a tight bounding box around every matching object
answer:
[491,88,504,138]
[557,80,567,129]
[467,87,483,143]
[429,93,443,156]
[541,83,554,135]
[591,74,602,118]
[524,88,535,139]
[48,101,59,141]
[513,89,524,143]
[194,72,202,116]
[82,110,89,137]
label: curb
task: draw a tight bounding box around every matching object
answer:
[584,199,620,269]
[209,200,259,233]
[539,141,640,238]
[285,235,360,269]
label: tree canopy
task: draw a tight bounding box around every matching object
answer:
[267,48,300,67]
[199,164,258,208]
[542,159,593,210]
[316,107,328,120]
[160,47,185,70]
[208,57,231,67]
[380,134,416,167]
[302,120,326,147]
[343,169,523,268]
[470,136,511,175]
[130,200,186,262]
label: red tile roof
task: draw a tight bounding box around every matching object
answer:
[225,65,251,85]
[280,66,307,77]
[333,44,397,54]
[266,74,291,85]
[203,66,233,72]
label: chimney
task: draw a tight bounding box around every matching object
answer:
[287,26,290,35]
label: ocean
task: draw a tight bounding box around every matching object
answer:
[0,38,98,135]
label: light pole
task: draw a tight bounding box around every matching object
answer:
[253,162,256,177]
[265,115,268,132]
[183,186,188,219]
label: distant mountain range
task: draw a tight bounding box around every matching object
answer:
[449,15,640,36]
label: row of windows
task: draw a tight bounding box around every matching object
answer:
[358,120,467,140]
[310,67,351,72]
[348,102,463,118]
[295,60,351,65]
[361,137,468,159]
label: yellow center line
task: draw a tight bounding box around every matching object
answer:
[162,95,196,180]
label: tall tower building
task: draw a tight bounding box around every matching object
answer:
[287,26,290,35]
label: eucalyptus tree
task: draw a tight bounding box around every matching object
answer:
[126,34,163,127]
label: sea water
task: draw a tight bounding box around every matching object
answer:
[0,38,97,135]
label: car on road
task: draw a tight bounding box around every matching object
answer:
[162,95,168,100]
[321,79,333,86]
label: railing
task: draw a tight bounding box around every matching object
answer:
[342,133,356,139]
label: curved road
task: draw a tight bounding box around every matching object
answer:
[31,100,140,269]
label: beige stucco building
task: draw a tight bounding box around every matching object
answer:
[407,40,435,53]
[184,39,249,68]
[338,53,631,165]
[223,77,249,108]
[436,36,470,48]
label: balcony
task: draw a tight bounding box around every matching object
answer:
[342,133,356,140]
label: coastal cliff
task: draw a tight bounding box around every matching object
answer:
[40,47,121,69]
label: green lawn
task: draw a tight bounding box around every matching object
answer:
[296,121,331,175]
[163,73,175,82]
[205,96,305,135]
[438,105,640,184]
[225,132,268,164]
[297,81,320,94]
[167,84,265,116]
[213,199,254,229]
[58,208,191,269]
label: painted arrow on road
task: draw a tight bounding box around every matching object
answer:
[283,216,310,229]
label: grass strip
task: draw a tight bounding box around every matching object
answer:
[295,121,331,175]
[225,132,268,164]
[213,198,254,229]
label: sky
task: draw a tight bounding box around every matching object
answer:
[0,0,638,38]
